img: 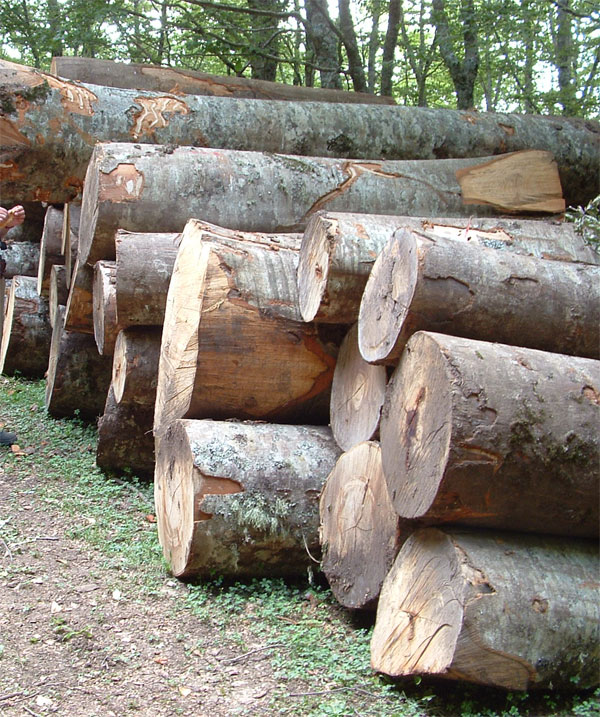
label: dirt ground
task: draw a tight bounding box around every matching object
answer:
[0,463,292,716]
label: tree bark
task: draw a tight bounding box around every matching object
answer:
[61,203,80,289]
[48,264,68,328]
[358,228,600,365]
[298,212,598,325]
[319,441,410,610]
[115,231,181,327]
[330,324,388,451]
[93,260,120,356]
[37,206,64,296]
[153,219,340,436]
[0,241,39,279]
[0,275,51,377]
[154,419,341,577]
[50,55,394,105]
[112,327,161,406]
[3,60,596,207]
[370,528,599,689]
[380,331,600,537]
[96,386,155,478]
[45,306,112,419]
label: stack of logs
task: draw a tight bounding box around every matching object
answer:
[1,57,599,692]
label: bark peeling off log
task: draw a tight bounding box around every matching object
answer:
[380,332,600,536]
[154,420,341,578]
[370,528,599,690]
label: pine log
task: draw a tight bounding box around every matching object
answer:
[370,528,599,690]
[3,60,596,206]
[319,441,410,610]
[154,419,341,577]
[359,228,600,365]
[45,306,112,419]
[0,275,51,377]
[330,324,387,450]
[115,231,181,327]
[380,332,600,536]
[153,220,340,437]
[298,212,599,324]
[36,206,64,296]
[96,386,155,478]
[48,264,68,328]
[51,55,396,105]
[112,327,161,406]
[93,260,120,355]
[0,241,39,279]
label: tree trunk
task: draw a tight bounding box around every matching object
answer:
[330,324,387,451]
[112,327,161,406]
[92,260,120,356]
[371,528,599,689]
[154,219,340,436]
[50,55,394,105]
[37,206,64,296]
[96,386,155,478]
[0,241,39,279]
[319,441,410,610]
[45,306,112,419]
[48,264,68,328]
[380,331,600,536]
[115,231,181,328]
[358,228,600,364]
[154,419,341,577]
[298,212,598,324]
[0,275,51,377]
[3,60,596,206]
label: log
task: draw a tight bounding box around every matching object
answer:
[92,260,120,355]
[61,203,80,287]
[0,241,40,279]
[380,331,600,536]
[51,55,396,105]
[330,324,387,450]
[153,220,340,437]
[319,441,410,610]
[48,264,68,328]
[115,231,181,327]
[37,206,64,296]
[0,277,6,339]
[45,306,112,419]
[112,327,161,406]
[297,212,600,324]
[359,228,600,364]
[154,419,341,577]
[0,275,51,377]
[3,59,596,206]
[370,527,599,690]
[96,386,155,478]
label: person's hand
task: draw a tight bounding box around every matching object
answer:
[6,205,25,228]
[0,208,8,229]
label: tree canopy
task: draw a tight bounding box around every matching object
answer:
[1,0,598,116]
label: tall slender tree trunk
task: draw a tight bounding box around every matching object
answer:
[381,0,401,98]
[304,0,342,88]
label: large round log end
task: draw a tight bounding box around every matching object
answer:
[297,213,335,322]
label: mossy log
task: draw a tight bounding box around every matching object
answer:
[370,528,599,690]
[3,58,596,206]
[380,332,600,537]
[358,229,600,364]
[319,441,411,610]
[45,306,112,419]
[297,213,600,324]
[0,275,51,377]
[115,231,181,327]
[154,419,341,578]
[153,220,339,436]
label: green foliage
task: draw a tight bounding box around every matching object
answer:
[566,194,600,254]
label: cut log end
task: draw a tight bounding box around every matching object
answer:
[380,332,452,518]
[358,228,418,364]
[297,213,337,322]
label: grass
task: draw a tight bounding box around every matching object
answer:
[1,374,599,716]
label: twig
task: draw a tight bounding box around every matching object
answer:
[219,642,286,664]
[35,536,59,541]
[0,692,24,702]
[288,685,389,699]
[302,532,320,564]
[23,706,43,717]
